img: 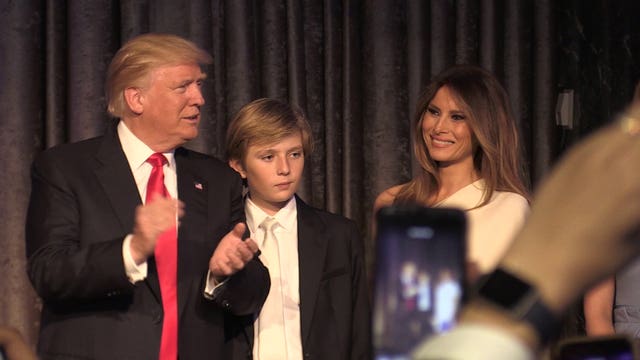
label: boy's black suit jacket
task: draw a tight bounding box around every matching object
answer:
[231,195,371,360]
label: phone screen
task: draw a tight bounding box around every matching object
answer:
[373,206,467,360]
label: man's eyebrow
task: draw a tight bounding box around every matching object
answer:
[175,74,207,86]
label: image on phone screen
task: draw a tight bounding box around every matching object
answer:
[373,206,466,360]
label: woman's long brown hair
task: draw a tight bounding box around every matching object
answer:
[394,65,530,207]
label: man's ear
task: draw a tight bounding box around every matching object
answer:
[124,87,144,115]
[228,159,247,178]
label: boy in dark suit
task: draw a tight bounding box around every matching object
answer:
[225,98,371,360]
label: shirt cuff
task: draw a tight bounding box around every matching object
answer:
[203,270,227,299]
[123,234,147,283]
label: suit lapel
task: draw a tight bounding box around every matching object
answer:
[175,148,209,319]
[93,123,141,233]
[296,197,328,343]
[93,123,163,303]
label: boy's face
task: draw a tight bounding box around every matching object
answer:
[229,132,305,215]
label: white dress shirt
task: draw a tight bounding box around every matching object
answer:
[117,120,177,282]
[245,196,303,360]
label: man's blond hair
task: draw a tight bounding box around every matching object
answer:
[105,33,212,118]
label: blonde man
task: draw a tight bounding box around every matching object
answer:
[26,33,269,359]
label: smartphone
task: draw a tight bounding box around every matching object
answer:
[555,335,636,360]
[372,206,467,360]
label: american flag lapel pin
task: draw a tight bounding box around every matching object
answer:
[194,181,204,191]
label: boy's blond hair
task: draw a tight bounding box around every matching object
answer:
[226,98,313,163]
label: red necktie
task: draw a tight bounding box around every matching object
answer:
[146,153,178,360]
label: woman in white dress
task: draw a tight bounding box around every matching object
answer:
[374,65,530,278]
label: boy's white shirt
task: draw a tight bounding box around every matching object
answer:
[246,196,303,360]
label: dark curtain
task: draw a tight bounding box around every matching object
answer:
[1,0,639,349]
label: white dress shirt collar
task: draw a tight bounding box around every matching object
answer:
[117,120,175,172]
[245,196,297,243]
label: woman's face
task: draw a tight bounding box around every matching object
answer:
[421,86,475,169]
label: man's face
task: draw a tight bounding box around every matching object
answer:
[134,63,206,151]
[229,133,305,215]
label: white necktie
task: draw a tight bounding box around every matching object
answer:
[258,217,288,359]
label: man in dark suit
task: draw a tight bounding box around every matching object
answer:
[225,98,371,359]
[26,33,269,360]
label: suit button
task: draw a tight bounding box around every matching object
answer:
[153,310,162,323]
[304,353,311,358]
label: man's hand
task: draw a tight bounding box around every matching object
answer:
[500,116,640,315]
[130,197,184,264]
[209,223,260,279]
[0,326,37,360]
[445,111,640,354]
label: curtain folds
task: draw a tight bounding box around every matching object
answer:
[1,0,639,349]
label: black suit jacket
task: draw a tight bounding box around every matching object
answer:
[232,196,371,360]
[26,122,269,360]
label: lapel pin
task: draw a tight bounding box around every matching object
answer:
[194,182,203,191]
